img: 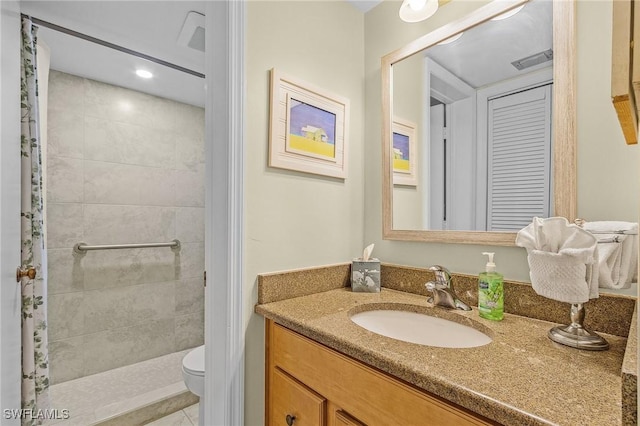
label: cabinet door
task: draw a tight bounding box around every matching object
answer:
[269,321,497,426]
[270,367,327,426]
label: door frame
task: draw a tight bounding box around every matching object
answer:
[0,1,247,425]
[204,1,245,425]
[0,1,24,423]
[422,57,475,230]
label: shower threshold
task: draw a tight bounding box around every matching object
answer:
[44,348,199,426]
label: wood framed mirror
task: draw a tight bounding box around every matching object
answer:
[382,0,576,246]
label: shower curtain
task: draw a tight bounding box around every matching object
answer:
[20,17,50,425]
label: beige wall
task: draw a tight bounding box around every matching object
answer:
[392,53,424,230]
[363,0,639,282]
[576,1,639,220]
[245,2,365,424]
[244,0,638,422]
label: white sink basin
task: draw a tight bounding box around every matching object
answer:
[350,310,492,348]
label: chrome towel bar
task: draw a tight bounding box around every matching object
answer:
[74,239,181,254]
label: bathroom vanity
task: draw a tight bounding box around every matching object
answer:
[256,264,636,426]
[266,319,493,426]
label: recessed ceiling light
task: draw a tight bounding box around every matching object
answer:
[136,69,153,79]
[491,5,525,21]
[437,32,463,45]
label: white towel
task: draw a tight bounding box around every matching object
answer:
[516,217,599,304]
[583,220,638,289]
[595,237,623,288]
[583,221,638,235]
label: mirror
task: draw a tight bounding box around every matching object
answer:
[382,0,576,246]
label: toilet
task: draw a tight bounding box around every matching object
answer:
[182,345,205,424]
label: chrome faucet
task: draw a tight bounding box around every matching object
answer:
[425,265,471,311]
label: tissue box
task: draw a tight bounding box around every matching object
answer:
[351,259,381,293]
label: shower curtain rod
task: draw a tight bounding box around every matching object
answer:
[21,14,205,79]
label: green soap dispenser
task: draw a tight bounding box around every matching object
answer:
[478,252,504,321]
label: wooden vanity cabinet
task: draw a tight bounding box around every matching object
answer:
[270,367,326,426]
[265,320,498,426]
[331,407,365,426]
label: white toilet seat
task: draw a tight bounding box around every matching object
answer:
[182,345,205,425]
[182,345,205,377]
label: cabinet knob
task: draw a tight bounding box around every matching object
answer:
[285,414,296,426]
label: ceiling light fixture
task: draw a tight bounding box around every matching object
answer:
[491,4,525,21]
[437,32,463,45]
[135,69,153,79]
[399,0,438,23]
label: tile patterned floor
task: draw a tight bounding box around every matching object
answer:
[145,404,198,426]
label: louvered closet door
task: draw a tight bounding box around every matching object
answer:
[487,84,552,231]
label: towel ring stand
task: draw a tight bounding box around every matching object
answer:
[548,303,609,351]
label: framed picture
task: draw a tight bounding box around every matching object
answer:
[392,118,417,186]
[269,69,349,179]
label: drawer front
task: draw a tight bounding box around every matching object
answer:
[334,409,365,426]
[268,321,497,426]
[270,366,327,426]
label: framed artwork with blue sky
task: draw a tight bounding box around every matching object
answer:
[392,118,417,186]
[269,69,349,179]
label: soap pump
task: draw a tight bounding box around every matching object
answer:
[478,252,504,321]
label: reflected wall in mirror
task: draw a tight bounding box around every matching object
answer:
[382,0,576,246]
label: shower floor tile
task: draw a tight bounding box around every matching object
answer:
[44,348,195,425]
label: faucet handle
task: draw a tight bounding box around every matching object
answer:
[428,265,451,286]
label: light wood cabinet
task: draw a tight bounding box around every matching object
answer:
[612,0,640,145]
[265,320,498,426]
[332,408,365,426]
[270,367,326,426]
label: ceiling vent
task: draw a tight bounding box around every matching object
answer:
[511,49,553,71]
[177,11,205,52]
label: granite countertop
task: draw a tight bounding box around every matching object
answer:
[256,287,628,426]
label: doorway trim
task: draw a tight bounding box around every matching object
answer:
[422,57,476,230]
[0,1,24,423]
[205,1,245,425]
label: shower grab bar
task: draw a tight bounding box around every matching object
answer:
[74,239,181,254]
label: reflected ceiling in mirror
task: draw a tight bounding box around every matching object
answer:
[392,0,553,233]
[382,0,577,246]
[427,1,552,88]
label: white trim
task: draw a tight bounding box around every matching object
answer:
[0,2,23,422]
[424,57,475,104]
[426,103,444,229]
[422,57,476,230]
[204,1,245,426]
[448,96,477,230]
[475,67,553,229]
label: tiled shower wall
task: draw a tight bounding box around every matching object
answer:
[46,70,205,384]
